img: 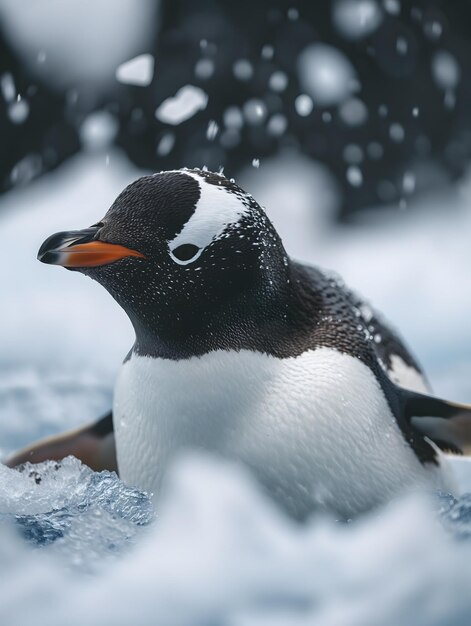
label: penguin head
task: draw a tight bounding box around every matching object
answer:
[38,169,290,354]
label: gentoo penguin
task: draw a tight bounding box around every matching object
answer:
[7,169,471,519]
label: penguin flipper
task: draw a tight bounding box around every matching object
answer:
[4,412,117,473]
[405,392,471,455]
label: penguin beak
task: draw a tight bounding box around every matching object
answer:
[37,227,146,268]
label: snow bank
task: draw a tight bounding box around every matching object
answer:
[1,455,471,626]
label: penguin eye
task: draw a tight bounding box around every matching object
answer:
[170,243,202,265]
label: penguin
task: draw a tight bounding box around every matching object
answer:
[7,169,471,519]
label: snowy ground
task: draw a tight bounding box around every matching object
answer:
[0,148,471,625]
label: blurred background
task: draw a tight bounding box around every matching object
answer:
[0,0,470,455]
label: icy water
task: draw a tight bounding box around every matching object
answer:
[1,151,471,624]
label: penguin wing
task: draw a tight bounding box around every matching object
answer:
[4,412,117,473]
[404,391,471,455]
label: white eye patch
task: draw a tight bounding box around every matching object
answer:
[168,172,248,264]
[169,243,203,265]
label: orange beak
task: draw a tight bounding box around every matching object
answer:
[38,227,146,268]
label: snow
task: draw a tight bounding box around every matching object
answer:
[7,98,29,124]
[1,72,16,101]
[346,164,363,186]
[402,171,416,194]
[343,143,364,164]
[206,119,219,141]
[383,0,400,16]
[389,121,405,142]
[396,36,408,55]
[233,59,254,81]
[432,51,461,90]
[115,54,154,87]
[0,0,155,90]
[333,0,383,40]
[9,154,42,186]
[156,132,175,157]
[339,97,368,126]
[269,71,288,92]
[224,106,244,129]
[267,113,288,136]
[297,44,358,106]
[294,94,314,116]
[1,455,471,625]
[155,85,208,125]
[1,148,471,623]
[261,44,274,60]
[194,58,214,80]
[243,99,267,125]
[79,111,119,150]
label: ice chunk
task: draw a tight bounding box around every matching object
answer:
[115,54,154,87]
[0,457,153,571]
[155,85,208,125]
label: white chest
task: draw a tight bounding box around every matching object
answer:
[113,347,448,518]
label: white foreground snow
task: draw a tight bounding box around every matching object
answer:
[1,455,471,626]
